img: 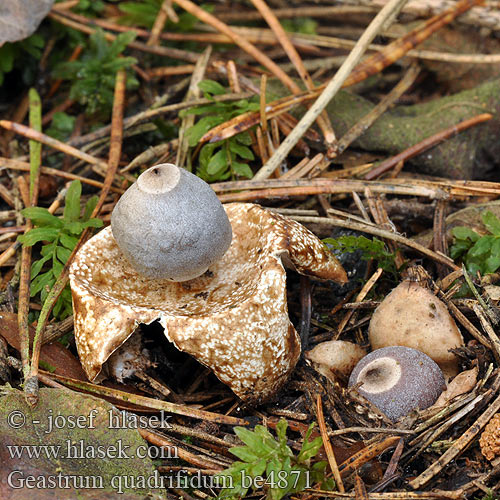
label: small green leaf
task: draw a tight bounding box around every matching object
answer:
[60,232,80,250]
[56,246,72,263]
[31,254,52,279]
[247,458,267,480]
[235,425,276,453]
[482,211,500,236]
[52,258,64,278]
[30,271,55,297]
[229,446,261,463]
[235,132,253,146]
[450,240,471,260]
[229,140,254,160]
[83,195,99,221]
[21,207,64,228]
[198,79,227,96]
[18,227,60,246]
[468,235,495,257]
[207,149,227,176]
[484,254,500,274]
[491,238,500,258]
[452,226,480,242]
[81,218,103,229]
[186,116,222,146]
[232,161,253,179]
[63,180,82,222]
[40,242,56,257]
[199,143,218,168]
[65,221,85,235]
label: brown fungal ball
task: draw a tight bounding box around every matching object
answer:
[479,413,500,461]
[111,163,232,281]
[368,281,464,379]
[305,340,367,383]
[348,346,446,421]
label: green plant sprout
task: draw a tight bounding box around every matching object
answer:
[118,0,203,32]
[214,418,334,500]
[46,111,76,141]
[181,79,260,182]
[52,29,138,117]
[324,235,399,277]
[73,0,105,16]
[17,180,103,320]
[282,17,318,35]
[0,34,45,86]
[450,211,500,276]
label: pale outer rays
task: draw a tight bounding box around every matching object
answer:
[70,203,347,403]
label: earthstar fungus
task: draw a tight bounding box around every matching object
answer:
[111,163,232,281]
[70,196,347,402]
[348,346,446,422]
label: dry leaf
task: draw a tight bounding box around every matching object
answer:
[433,366,478,407]
[0,311,86,380]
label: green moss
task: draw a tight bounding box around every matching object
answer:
[265,78,500,179]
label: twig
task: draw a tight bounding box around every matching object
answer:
[405,393,486,462]
[433,199,449,278]
[212,176,500,202]
[217,5,378,22]
[338,436,401,478]
[200,0,483,150]
[0,187,68,268]
[0,121,109,173]
[49,9,200,64]
[252,0,411,179]
[359,0,500,31]
[365,113,493,179]
[172,0,302,95]
[18,89,42,385]
[292,215,459,271]
[0,183,15,208]
[71,92,252,150]
[0,157,125,193]
[176,46,212,169]
[147,0,175,46]
[24,70,128,406]
[441,297,492,350]
[138,428,225,470]
[337,268,384,337]
[472,303,500,365]
[408,390,500,489]
[249,0,336,146]
[334,63,420,156]
[340,0,482,89]
[307,490,462,499]
[39,370,247,425]
[317,394,345,492]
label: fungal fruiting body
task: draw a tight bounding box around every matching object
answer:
[111,163,232,281]
[70,203,347,403]
[305,340,367,383]
[368,281,464,379]
[348,346,446,421]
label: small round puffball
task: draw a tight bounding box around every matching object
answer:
[348,346,446,421]
[368,281,463,379]
[111,163,232,281]
[305,340,367,382]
